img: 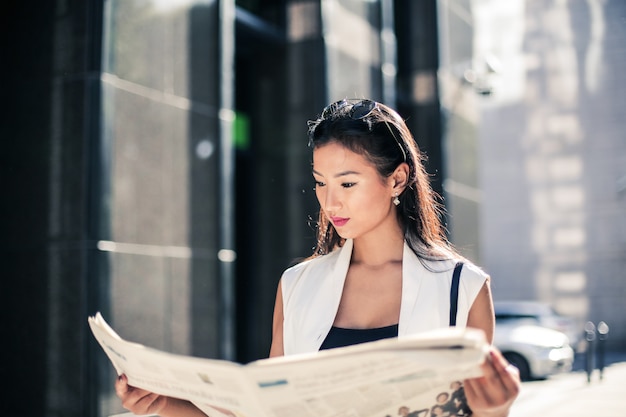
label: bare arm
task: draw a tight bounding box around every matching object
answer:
[465,276,520,417]
[467,278,495,344]
[269,279,285,357]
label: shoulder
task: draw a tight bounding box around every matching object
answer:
[418,256,488,279]
[454,259,490,295]
[450,259,490,308]
[281,249,340,280]
[280,247,343,296]
[417,257,489,297]
[458,260,490,283]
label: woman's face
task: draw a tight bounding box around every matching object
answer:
[312,142,399,240]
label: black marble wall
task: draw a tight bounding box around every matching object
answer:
[1,1,103,416]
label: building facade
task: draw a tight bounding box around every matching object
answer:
[439,0,626,351]
[3,1,624,416]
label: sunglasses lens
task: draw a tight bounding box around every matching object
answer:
[350,100,376,119]
[321,99,348,118]
[320,99,376,120]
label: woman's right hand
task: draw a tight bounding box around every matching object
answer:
[115,374,169,415]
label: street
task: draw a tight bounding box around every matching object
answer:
[509,360,626,416]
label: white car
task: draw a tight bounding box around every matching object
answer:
[493,301,581,348]
[494,320,574,381]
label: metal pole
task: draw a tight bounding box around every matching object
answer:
[584,321,596,383]
[218,0,236,361]
[380,0,397,108]
[597,321,609,381]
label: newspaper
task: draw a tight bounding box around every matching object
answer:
[89,312,488,417]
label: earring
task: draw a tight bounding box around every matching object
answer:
[393,193,400,206]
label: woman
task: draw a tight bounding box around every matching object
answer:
[115,99,519,417]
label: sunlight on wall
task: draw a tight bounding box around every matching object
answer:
[150,0,210,13]
[471,0,615,324]
[524,0,608,321]
[323,0,381,99]
[471,0,525,105]
[441,0,626,347]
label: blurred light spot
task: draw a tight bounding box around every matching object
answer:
[196,139,214,159]
[382,62,396,77]
[288,2,319,41]
[554,271,586,292]
[551,186,584,209]
[219,108,236,122]
[218,249,237,262]
[553,227,585,248]
[549,156,582,181]
[412,70,436,104]
[554,296,588,319]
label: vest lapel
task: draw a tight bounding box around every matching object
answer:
[399,242,424,336]
[310,239,353,351]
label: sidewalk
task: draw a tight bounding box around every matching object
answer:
[509,358,626,417]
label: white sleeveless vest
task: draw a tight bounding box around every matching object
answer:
[281,239,488,355]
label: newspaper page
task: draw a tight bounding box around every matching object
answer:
[89,313,488,417]
[89,313,264,416]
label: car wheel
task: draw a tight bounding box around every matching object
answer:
[503,352,531,381]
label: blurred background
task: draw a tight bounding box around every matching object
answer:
[1,0,625,416]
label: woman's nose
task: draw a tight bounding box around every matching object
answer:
[321,187,341,212]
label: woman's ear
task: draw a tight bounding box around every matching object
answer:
[391,162,410,192]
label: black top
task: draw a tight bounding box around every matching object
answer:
[319,324,399,350]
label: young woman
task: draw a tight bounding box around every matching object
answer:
[115,99,519,417]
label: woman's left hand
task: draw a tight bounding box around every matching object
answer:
[464,347,521,417]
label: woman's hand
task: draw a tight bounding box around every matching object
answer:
[115,374,169,415]
[114,374,208,417]
[464,347,521,417]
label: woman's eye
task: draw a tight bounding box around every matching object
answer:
[314,180,326,188]
[342,182,356,188]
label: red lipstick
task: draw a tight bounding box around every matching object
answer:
[330,216,349,227]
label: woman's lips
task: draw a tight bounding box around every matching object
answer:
[330,217,349,227]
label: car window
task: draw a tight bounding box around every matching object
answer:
[495,315,541,326]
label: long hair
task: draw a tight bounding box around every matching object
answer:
[307,99,456,261]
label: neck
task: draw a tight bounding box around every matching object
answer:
[351,233,404,267]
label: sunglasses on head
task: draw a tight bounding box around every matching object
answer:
[311,99,408,163]
[320,99,378,120]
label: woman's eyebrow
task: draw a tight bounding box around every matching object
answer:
[312,169,361,178]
